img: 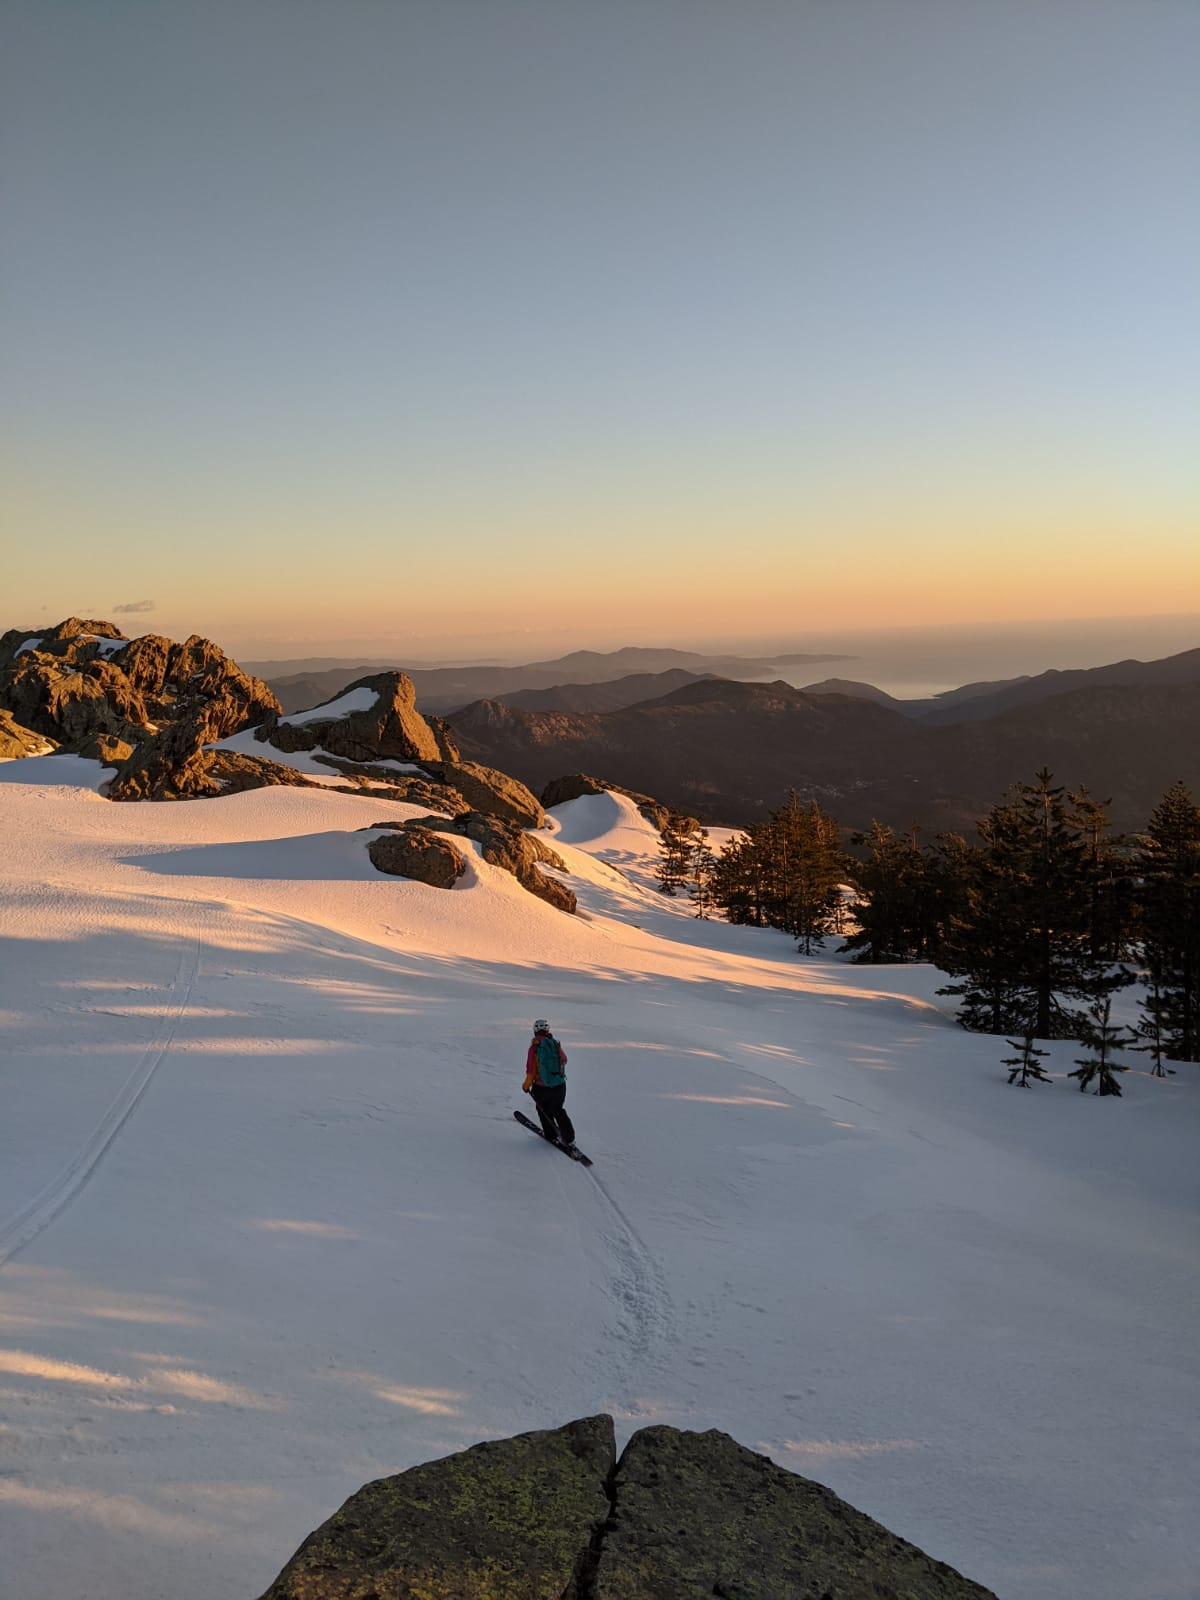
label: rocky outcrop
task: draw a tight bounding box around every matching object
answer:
[0,648,148,747]
[542,772,673,830]
[258,1416,997,1599]
[367,827,469,889]
[110,712,319,801]
[0,617,123,661]
[421,760,544,828]
[0,619,280,760]
[109,632,279,740]
[365,813,575,911]
[264,672,458,765]
[420,812,575,911]
[0,708,57,759]
[0,624,558,829]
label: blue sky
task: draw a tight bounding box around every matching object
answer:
[3,1,1197,657]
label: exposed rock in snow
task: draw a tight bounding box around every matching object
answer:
[0,619,279,758]
[421,758,544,828]
[542,771,675,830]
[265,671,455,765]
[259,1415,996,1599]
[367,824,468,888]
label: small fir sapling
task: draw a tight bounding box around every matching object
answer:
[1002,1031,1053,1087]
[1131,980,1174,1076]
[1068,997,1131,1097]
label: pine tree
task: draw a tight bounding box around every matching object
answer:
[841,821,931,963]
[1135,781,1200,1062]
[688,834,717,919]
[1068,785,1134,963]
[656,813,700,896]
[711,829,768,925]
[1068,998,1130,1096]
[761,791,843,954]
[936,832,1028,1034]
[937,770,1132,1038]
[1002,1031,1053,1087]
[1130,980,1173,1077]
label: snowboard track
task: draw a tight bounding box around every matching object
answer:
[0,923,203,1269]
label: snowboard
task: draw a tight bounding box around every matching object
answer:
[513,1109,592,1166]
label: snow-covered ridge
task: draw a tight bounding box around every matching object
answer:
[0,776,1194,1600]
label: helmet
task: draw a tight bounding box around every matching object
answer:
[533,1018,550,1033]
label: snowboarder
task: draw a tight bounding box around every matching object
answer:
[523,1019,575,1148]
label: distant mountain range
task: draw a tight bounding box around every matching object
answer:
[917,648,1200,723]
[443,650,1200,833]
[263,647,850,716]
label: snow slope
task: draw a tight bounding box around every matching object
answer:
[0,774,1196,1600]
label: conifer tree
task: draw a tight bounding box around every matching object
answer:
[1135,781,1200,1062]
[1068,998,1130,1096]
[656,813,700,896]
[841,821,931,963]
[1130,980,1172,1077]
[938,770,1132,1038]
[1069,785,1134,962]
[689,833,717,920]
[711,829,768,926]
[761,790,843,954]
[1002,1031,1053,1087]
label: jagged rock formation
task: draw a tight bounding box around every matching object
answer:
[0,619,280,773]
[541,773,673,831]
[366,813,575,912]
[258,1416,997,1599]
[0,708,56,759]
[109,714,320,801]
[264,672,458,765]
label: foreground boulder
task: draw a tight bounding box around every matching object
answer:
[259,1415,615,1600]
[258,1416,997,1599]
[367,826,468,889]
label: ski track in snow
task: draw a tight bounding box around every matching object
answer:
[583,1164,676,1367]
[0,919,203,1269]
[469,1039,676,1385]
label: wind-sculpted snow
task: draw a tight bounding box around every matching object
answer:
[0,778,1196,1600]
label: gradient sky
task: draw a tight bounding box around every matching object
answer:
[3,0,1197,659]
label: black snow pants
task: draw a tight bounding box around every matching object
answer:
[530,1082,575,1145]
